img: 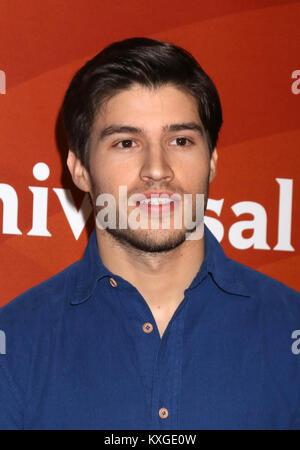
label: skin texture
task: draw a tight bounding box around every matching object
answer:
[67,83,218,337]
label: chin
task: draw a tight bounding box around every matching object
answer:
[105,227,188,253]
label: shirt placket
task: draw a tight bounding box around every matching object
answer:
[108,277,162,427]
[107,275,193,429]
[150,307,186,430]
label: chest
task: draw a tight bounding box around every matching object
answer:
[25,305,296,430]
[23,283,298,429]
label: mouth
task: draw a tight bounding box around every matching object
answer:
[135,192,182,215]
[137,197,177,213]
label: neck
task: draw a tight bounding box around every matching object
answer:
[95,227,205,310]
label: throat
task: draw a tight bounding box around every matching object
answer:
[143,294,185,339]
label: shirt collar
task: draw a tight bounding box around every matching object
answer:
[70,224,251,305]
[69,230,113,305]
[187,225,251,297]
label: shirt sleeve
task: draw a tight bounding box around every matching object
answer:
[0,361,23,430]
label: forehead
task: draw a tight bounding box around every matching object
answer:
[95,83,200,126]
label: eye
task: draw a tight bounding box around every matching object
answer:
[114,139,137,149]
[169,137,193,147]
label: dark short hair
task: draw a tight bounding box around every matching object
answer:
[62,37,223,170]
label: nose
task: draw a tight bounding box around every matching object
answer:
[139,143,174,184]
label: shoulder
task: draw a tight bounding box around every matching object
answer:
[226,256,300,319]
[0,259,81,390]
[229,257,299,294]
[0,257,82,413]
[0,260,80,329]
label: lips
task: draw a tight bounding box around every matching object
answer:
[135,191,181,214]
[132,191,176,202]
[137,201,176,214]
[141,191,177,199]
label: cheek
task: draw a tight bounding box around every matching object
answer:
[178,163,210,193]
[89,164,134,199]
[91,151,137,183]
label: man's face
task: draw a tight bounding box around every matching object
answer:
[82,83,217,252]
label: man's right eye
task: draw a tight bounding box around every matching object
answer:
[114,139,137,149]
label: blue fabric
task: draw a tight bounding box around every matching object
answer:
[0,224,300,430]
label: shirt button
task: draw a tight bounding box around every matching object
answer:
[109,277,118,288]
[142,322,153,334]
[159,407,169,419]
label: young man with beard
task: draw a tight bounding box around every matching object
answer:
[0,37,300,430]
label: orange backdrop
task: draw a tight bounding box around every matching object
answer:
[0,0,299,306]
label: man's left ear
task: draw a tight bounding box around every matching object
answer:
[209,148,218,183]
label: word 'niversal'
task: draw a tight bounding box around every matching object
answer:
[0,162,295,251]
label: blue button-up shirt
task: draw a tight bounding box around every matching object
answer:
[1,224,300,430]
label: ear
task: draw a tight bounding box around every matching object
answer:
[209,148,218,183]
[67,150,91,193]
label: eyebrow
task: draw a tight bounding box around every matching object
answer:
[97,122,204,142]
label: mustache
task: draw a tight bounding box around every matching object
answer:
[93,187,186,199]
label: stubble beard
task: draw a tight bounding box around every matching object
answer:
[90,179,209,254]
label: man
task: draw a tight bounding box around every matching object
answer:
[0,37,299,430]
